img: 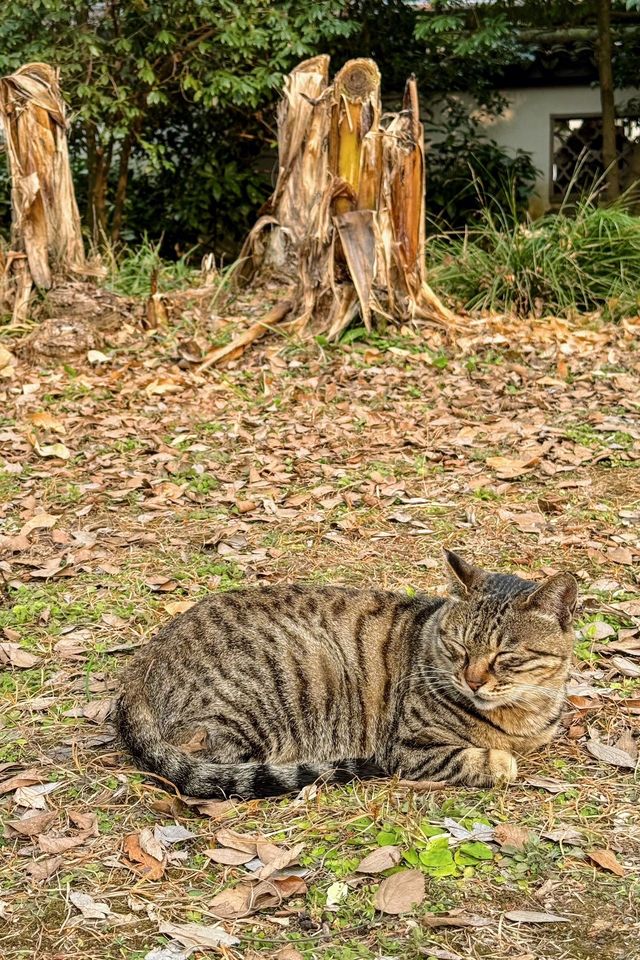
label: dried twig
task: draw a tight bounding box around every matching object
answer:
[197,299,293,372]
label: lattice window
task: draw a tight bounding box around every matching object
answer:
[551,115,640,201]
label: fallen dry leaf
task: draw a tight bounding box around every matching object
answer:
[38,831,92,854]
[585,739,637,769]
[505,910,569,924]
[255,840,304,880]
[611,600,640,617]
[581,621,616,641]
[208,886,252,920]
[69,890,112,919]
[374,868,425,915]
[163,599,196,616]
[586,848,626,877]
[486,456,537,479]
[0,643,41,669]
[524,776,573,794]
[270,875,307,898]
[139,826,166,861]
[606,546,634,565]
[145,377,184,397]
[209,875,306,920]
[272,948,304,960]
[123,831,166,880]
[611,655,640,678]
[154,824,196,846]
[620,697,640,715]
[31,438,71,460]
[236,499,257,514]
[69,811,99,835]
[25,856,63,883]
[215,828,258,855]
[607,634,640,656]
[6,810,57,837]
[14,782,60,810]
[182,798,235,818]
[251,876,307,910]
[326,880,350,907]
[541,827,584,846]
[0,344,16,373]
[18,512,59,538]
[0,769,43,795]
[493,823,533,851]
[82,698,114,724]
[422,911,491,929]
[27,411,66,434]
[204,847,255,866]
[355,845,402,874]
[87,349,110,364]
[158,920,239,949]
[614,730,638,761]
[145,576,179,593]
[144,947,189,960]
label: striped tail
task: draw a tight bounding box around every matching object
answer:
[115,691,384,799]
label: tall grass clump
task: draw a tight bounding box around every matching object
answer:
[103,236,200,299]
[427,194,640,319]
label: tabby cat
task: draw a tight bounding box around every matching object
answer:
[115,552,577,798]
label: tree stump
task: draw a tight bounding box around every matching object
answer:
[237,55,455,341]
[0,63,85,323]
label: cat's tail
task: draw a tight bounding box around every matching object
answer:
[115,688,383,799]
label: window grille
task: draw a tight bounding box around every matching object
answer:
[551,115,640,201]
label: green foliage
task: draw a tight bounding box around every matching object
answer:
[414,1,530,94]
[1,0,638,255]
[0,0,355,248]
[426,99,538,230]
[428,195,640,318]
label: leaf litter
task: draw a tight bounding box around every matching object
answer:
[1,304,639,957]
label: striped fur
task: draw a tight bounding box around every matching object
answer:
[115,552,577,798]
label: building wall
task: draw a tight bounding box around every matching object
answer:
[430,86,640,216]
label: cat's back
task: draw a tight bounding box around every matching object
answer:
[143,582,442,664]
[117,582,446,772]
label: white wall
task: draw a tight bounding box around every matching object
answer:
[430,85,640,214]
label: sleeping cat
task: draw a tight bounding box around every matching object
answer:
[115,551,577,798]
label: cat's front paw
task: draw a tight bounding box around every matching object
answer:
[488,749,518,783]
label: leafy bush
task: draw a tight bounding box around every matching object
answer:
[425,99,538,230]
[427,195,640,318]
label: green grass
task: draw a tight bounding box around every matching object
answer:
[104,236,200,298]
[0,469,21,500]
[428,194,640,318]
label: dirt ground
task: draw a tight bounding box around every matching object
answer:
[1,296,639,960]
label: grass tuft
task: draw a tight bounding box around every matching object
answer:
[428,194,640,319]
[104,236,200,298]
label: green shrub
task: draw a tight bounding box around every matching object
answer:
[427,194,640,318]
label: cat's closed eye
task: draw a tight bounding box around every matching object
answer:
[494,653,529,669]
[495,651,564,674]
[439,634,467,662]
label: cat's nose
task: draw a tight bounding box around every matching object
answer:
[464,666,488,690]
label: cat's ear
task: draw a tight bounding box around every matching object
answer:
[520,572,578,629]
[444,550,488,597]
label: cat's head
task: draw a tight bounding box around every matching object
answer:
[433,551,578,711]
